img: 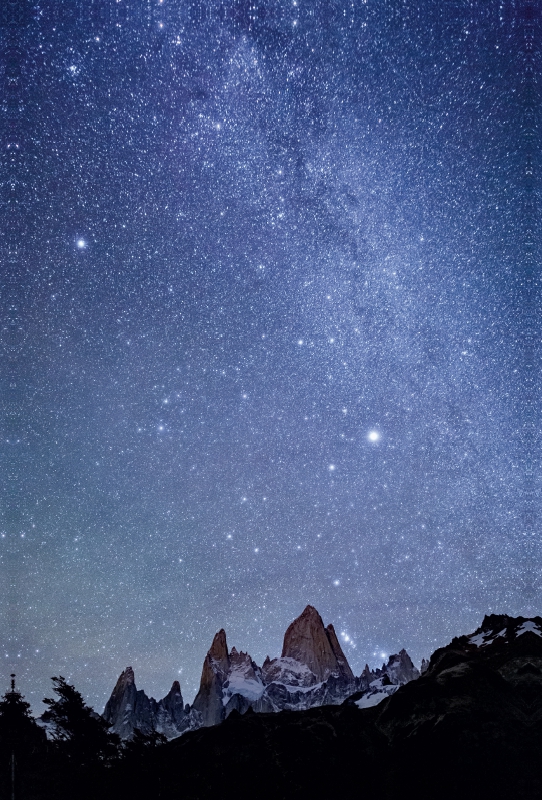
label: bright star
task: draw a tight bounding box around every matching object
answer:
[368,430,380,442]
[76,239,86,249]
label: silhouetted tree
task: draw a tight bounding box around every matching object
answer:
[114,727,168,798]
[43,676,120,799]
[0,675,46,799]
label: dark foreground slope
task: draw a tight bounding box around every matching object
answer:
[143,615,542,800]
[4,616,541,799]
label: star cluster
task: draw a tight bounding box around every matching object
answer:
[3,1,538,712]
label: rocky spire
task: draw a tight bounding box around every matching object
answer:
[103,667,137,729]
[208,629,230,674]
[103,669,199,740]
[325,623,355,681]
[158,681,185,724]
[192,629,231,727]
[103,667,157,738]
[154,680,189,738]
[281,605,354,683]
[112,666,135,692]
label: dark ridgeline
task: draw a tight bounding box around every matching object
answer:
[127,614,542,800]
[3,614,542,799]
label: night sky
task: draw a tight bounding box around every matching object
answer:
[4,1,539,713]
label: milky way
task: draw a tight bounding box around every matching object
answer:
[4,1,539,712]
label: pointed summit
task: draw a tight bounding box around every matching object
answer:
[324,623,355,681]
[103,667,156,738]
[155,680,190,737]
[281,605,354,683]
[383,649,420,685]
[192,629,231,727]
[103,667,200,740]
[113,666,135,691]
[208,629,230,673]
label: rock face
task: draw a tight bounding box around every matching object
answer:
[192,630,233,727]
[103,667,155,738]
[280,605,354,683]
[192,631,268,726]
[103,667,201,739]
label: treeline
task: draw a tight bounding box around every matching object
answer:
[0,676,165,800]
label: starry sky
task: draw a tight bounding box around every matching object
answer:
[4,1,539,713]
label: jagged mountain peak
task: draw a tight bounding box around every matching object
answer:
[281,605,354,683]
[464,615,542,650]
[384,648,420,684]
[300,604,320,618]
[324,622,355,681]
[208,629,230,668]
[103,666,200,740]
[416,615,542,680]
[192,629,233,726]
[229,647,251,664]
[112,666,135,691]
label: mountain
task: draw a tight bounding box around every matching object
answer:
[102,667,201,739]
[350,647,420,708]
[133,614,542,800]
[103,605,419,737]
[278,604,354,682]
[192,605,362,726]
[191,635,267,725]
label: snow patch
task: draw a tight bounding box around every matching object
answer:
[268,680,325,694]
[517,621,542,637]
[223,672,265,702]
[469,628,506,648]
[262,656,318,687]
[354,683,399,709]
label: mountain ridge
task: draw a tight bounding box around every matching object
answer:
[150,612,542,799]
[102,611,542,742]
[103,604,421,738]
